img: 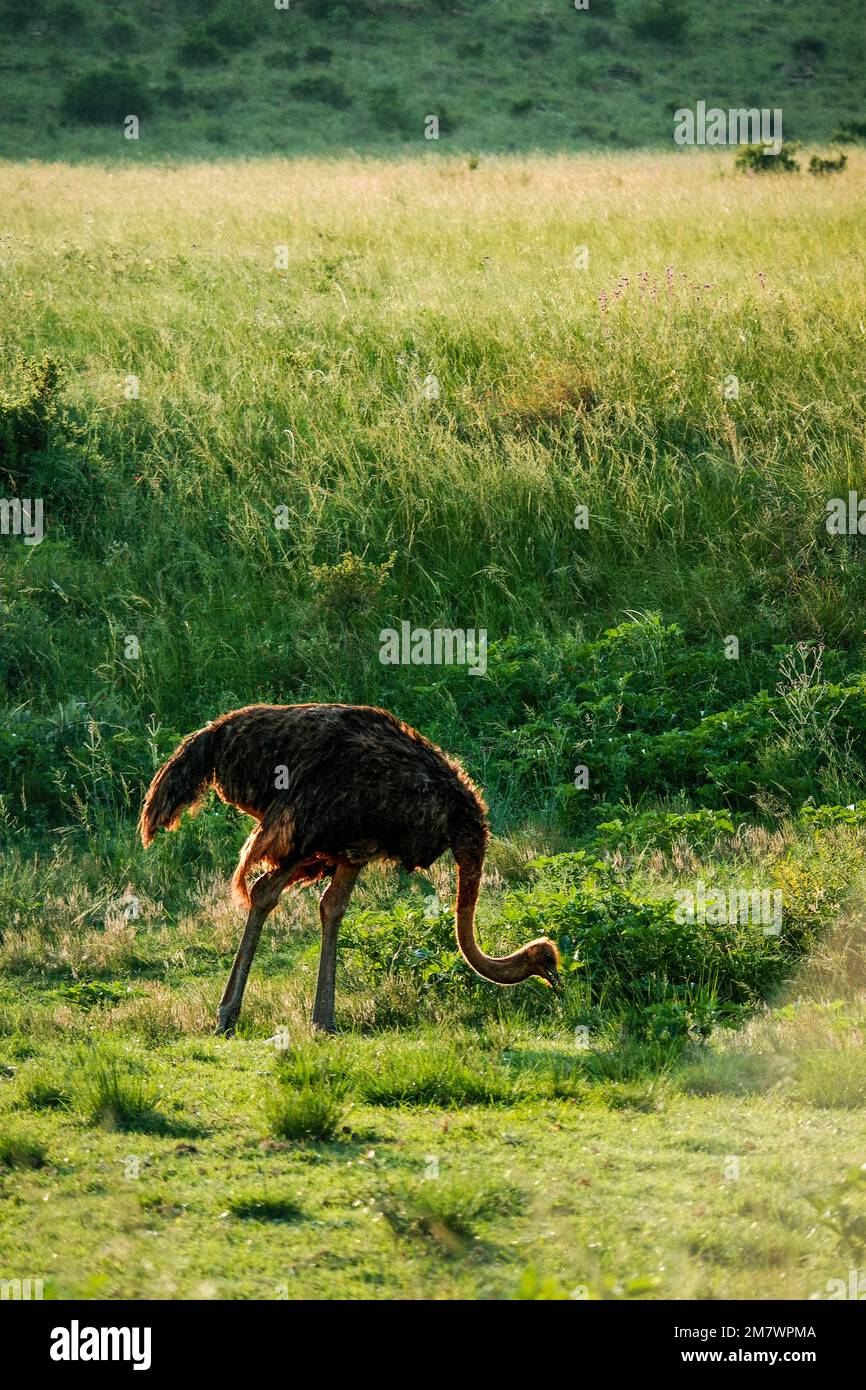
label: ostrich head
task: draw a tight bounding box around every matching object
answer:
[525,937,563,992]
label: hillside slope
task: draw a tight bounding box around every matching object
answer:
[0,0,863,161]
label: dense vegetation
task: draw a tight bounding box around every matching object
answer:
[0,0,864,160]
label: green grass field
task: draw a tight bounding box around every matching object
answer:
[2,145,866,1299]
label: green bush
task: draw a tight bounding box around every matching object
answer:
[831,119,866,143]
[305,45,333,64]
[735,141,800,173]
[60,66,153,123]
[593,808,737,855]
[177,24,226,67]
[630,1,690,44]
[809,151,847,175]
[206,1,259,51]
[0,354,61,484]
[311,551,395,620]
[791,35,827,62]
[366,82,413,132]
[290,76,353,108]
[102,19,138,51]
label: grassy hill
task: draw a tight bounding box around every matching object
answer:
[0,0,863,161]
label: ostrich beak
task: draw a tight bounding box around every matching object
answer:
[544,967,564,995]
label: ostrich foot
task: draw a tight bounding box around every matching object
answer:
[216,1005,239,1036]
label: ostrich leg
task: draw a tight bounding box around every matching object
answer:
[312,863,360,1033]
[217,862,300,1036]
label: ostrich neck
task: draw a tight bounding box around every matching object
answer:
[455,861,534,985]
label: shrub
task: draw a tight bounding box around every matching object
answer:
[60,66,153,123]
[177,24,226,67]
[207,1,259,50]
[791,35,827,61]
[290,76,352,108]
[367,82,413,132]
[831,120,866,143]
[0,354,61,484]
[630,1,690,44]
[102,19,137,50]
[735,141,800,173]
[799,800,866,830]
[593,808,737,855]
[311,551,395,620]
[510,856,801,1034]
[304,45,333,64]
[809,151,847,176]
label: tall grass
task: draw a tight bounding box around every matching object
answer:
[1,154,864,830]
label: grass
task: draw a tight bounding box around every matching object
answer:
[0,147,864,1298]
[0,0,863,160]
[75,1051,174,1134]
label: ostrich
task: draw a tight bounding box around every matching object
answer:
[139,703,562,1034]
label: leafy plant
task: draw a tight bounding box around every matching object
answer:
[367,82,413,132]
[735,141,801,173]
[177,24,226,67]
[805,1166,866,1260]
[52,980,134,1010]
[0,354,62,484]
[809,151,847,175]
[60,66,153,123]
[630,1,690,44]
[311,551,395,621]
